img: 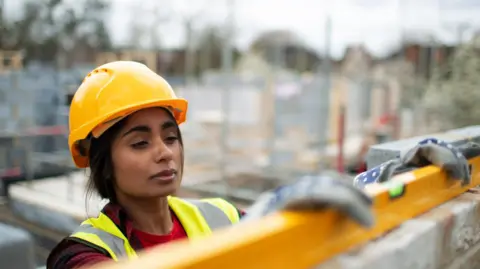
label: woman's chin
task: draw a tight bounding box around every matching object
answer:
[147,185,178,198]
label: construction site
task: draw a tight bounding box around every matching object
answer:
[1,0,480,268]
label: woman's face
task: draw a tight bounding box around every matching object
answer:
[110,107,183,199]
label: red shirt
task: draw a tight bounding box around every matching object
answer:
[46,202,243,269]
[132,211,188,248]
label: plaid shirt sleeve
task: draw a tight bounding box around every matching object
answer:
[47,239,111,269]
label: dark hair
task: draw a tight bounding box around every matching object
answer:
[85,109,184,205]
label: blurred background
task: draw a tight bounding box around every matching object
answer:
[0,0,480,267]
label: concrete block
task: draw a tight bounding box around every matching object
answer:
[0,223,36,269]
[366,126,480,169]
[317,218,441,269]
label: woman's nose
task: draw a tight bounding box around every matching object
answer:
[153,138,173,163]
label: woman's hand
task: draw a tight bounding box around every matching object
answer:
[354,138,480,188]
[242,171,374,228]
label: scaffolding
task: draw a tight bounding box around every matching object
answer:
[0,51,74,199]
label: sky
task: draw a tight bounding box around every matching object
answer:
[6,0,480,58]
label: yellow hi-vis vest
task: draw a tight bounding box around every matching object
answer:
[69,196,241,261]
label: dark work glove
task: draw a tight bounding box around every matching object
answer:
[243,171,374,228]
[354,138,480,189]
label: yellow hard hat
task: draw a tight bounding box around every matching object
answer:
[68,61,188,168]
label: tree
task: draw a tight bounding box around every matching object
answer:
[423,36,480,130]
[1,0,112,65]
[79,0,112,50]
[125,2,172,50]
[250,30,321,72]
[195,26,220,71]
[194,26,240,72]
[126,4,148,49]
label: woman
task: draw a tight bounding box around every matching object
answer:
[46,61,466,269]
[47,61,250,269]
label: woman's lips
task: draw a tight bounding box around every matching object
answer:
[149,169,177,182]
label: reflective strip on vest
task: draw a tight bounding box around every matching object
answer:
[72,223,128,259]
[184,199,232,230]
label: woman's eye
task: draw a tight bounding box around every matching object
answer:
[165,136,178,144]
[131,141,148,148]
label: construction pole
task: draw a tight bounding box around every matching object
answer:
[0,0,4,47]
[266,38,286,178]
[0,0,4,22]
[397,0,405,63]
[432,0,441,71]
[336,105,345,173]
[184,19,195,87]
[397,0,408,136]
[220,0,234,196]
[320,15,332,173]
[456,23,469,45]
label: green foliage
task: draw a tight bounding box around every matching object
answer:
[0,0,112,64]
[424,38,480,129]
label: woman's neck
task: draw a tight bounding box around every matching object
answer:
[118,196,173,235]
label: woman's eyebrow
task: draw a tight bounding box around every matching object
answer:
[122,125,151,137]
[121,120,176,137]
[161,120,176,130]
